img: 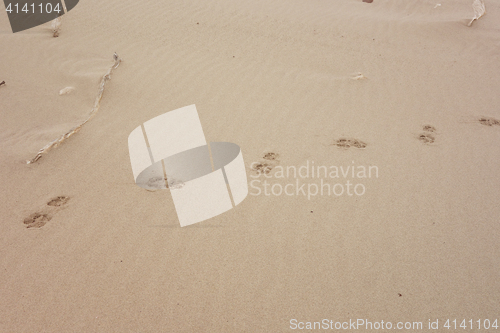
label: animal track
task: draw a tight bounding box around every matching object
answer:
[167,177,185,190]
[422,125,436,133]
[334,138,367,149]
[478,117,500,127]
[252,162,273,174]
[418,125,437,144]
[145,176,185,191]
[418,133,435,144]
[23,196,70,229]
[24,213,52,229]
[263,152,279,161]
[47,196,70,207]
[147,176,168,189]
[252,152,280,175]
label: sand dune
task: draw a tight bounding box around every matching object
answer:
[1,0,499,331]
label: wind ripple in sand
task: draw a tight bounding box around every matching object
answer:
[468,0,486,27]
[27,53,122,164]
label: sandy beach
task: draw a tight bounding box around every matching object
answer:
[1,0,499,331]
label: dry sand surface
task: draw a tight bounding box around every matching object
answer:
[1,0,500,331]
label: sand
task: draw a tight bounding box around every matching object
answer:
[1,0,499,331]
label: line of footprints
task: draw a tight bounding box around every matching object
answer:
[23,196,70,229]
[22,118,500,228]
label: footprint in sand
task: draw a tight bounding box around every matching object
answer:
[422,125,436,133]
[263,152,279,161]
[47,196,70,207]
[144,176,185,191]
[334,138,367,149]
[252,162,274,174]
[418,125,436,144]
[418,133,435,144]
[23,196,70,229]
[23,213,52,229]
[146,176,168,190]
[167,177,185,189]
[251,152,280,175]
[478,117,500,127]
